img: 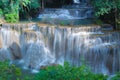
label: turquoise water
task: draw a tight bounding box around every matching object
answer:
[31,18,95,26]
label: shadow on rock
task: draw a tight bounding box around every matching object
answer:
[8,42,22,59]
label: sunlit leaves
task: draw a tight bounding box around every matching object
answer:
[0,0,40,22]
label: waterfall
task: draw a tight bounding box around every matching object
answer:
[73,0,80,4]
[38,0,93,25]
[0,23,120,75]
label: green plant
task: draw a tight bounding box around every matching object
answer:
[29,0,40,9]
[95,19,103,25]
[5,13,19,23]
[0,9,3,18]
[0,61,110,80]
[111,72,120,80]
[0,0,40,22]
[20,0,40,19]
[0,61,22,80]
[0,0,19,22]
[91,0,120,29]
[60,21,65,26]
[34,62,108,80]
[92,0,120,16]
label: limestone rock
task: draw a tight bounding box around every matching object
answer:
[8,43,22,59]
[0,35,2,48]
[0,19,5,26]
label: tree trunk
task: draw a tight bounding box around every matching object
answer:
[115,8,118,30]
[41,0,44,10]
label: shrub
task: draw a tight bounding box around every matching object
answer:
[5,13,19,23]
[34,62,108,80]
[0,0,40,22]
[0,9,3,18]
[0,61,108,80]
[95,19,103,25]
[111,72,120,80]
[0,61,22,80]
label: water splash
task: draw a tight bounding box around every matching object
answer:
[73,0,80,4]
[38,0,93,24]
[0,24,120,75]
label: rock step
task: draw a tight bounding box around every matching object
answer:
[89,42,120,48]
[1,23,102,32]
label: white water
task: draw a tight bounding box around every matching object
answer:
[38,0,93,22]
[73,0,80,3]
[0,24,120,75]
[38,9,92,20]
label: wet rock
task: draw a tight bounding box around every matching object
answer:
[40,66,47,70]
[101,24,113,30]
[40,63,58,70]
[23,42,55,69]
[0,35,2,48]
[8,43,21,59]
[0,19,5,26]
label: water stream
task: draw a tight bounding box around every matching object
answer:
[0,23,120,75]
[38,0,93,25]
[0,0,120,76]
[73,0,80,4]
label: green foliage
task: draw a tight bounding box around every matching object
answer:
[34,62,108,80]
[29,0,40,9]
[0,9,3,18]
[3,61,120,80]
[95,19,103,25]
[92,0,120,17]
[20,0,40,19]
[19,0,31,12]
[5,13,19,23]
[0,61,22,80]
[111,72,120,80]
[0,0,19,22]
[60,21,66,26]
[0,61,35,80]
[91,0,120,29]
[0,0,40,23]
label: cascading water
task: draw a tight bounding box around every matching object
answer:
[38,0,94,25]
[0,23,120,75]
[73,0,80,4]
